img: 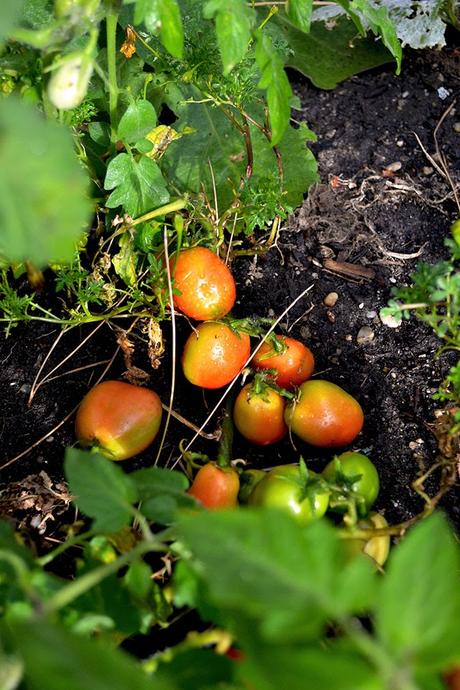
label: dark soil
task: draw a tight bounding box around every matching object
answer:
[1,45,459,538]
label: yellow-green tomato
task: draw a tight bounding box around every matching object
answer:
[344,512,390,567]
[248,464,329,526]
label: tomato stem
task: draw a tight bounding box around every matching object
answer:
[216,401,234,468]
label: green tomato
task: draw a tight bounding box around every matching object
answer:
[323,451,379,514]
[238,469,266,504]
[248,464,329,526]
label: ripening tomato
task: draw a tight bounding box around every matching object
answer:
[285,380,364,447]
[171,246,236,321]
[445,667,460,690]
[182,322,251,389]
[248,464,329,526]
[188,463,240,509]
[323,451,380,513]
[233,383,288,445]
[343,512,390,567]
[251,336,315,389]
[75,380,162,461]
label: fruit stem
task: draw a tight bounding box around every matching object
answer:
[216,400,234,468]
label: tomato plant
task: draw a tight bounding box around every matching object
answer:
[343,512,390,567]
[323,451,380,514]
[75,380,162,461]
[248,464,330,526]
[233,382,288,445]
[182,322,251,389]
[251,335,315,389]
[188,463,240,510]
[285,380,364,447]
[171,247,236,321]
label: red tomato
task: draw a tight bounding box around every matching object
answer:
[233,383,287,445]
[284,380,364,447]
[251,336,315,389]
[182,322,251,389]
[188,463,240,509]
[171,247,236,321]
[75,380,162,461]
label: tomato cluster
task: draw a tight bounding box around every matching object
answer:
[74,245,390,566]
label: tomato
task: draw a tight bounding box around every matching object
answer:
[75,380,162,461]
[238,469,266,504]
[284,380,364,447]
[248,464,329,526]
[188,463,240,509]
[343,512,390,567]
[171,247,236,321]
[322,451,379,513]
[233,383,287,445]
[444,667,460,690]
[251,336,315,389]
[182,322,251,389]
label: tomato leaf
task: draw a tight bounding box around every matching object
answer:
[285,0,313,33]
[0,0,26,44]
[112,233,138,287]
[140,0,184,59]
[154,649,235,690]
[203,0,253,75]
[117,100,157,145]
[238,641,383,690]
[104,152,170,218]
[0,98,92,267]
[375,512,460,671]
[255,32,291,146]
[177,508,377,642]
[7,619,166,690]
[350,0,402,74]
[131,466,195,524]
[64,449,137,534]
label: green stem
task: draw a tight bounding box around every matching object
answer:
[106,9,120,142]
[37,530,94,567]
[131,198,188,226]
[43,539,161,615]
[216,400,234,468]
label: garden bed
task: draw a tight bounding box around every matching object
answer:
[1,43,459,538]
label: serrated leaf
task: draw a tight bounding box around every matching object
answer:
[350,0,402,74]
[177,508,378,642]
[64,448,137,534]
[203,0,252,74]
[143,0,184,59]
[131,466,194,524]
[117,100,157,145]
[270,13,394,89]
[376,513,460,670]
[0,98,91,267]
[8,619,167,690]
[255,32,291,146]
[286,0,313,33]
[104,152,170,218]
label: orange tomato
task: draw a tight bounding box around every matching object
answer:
[251,336,314,389]
[171,246,236,321]
[285,380,364,447]
[233,383,287,445]
[188,463,240,509]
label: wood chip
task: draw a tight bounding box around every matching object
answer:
[322,259,375,281]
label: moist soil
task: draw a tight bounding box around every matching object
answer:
[1,44,460,543]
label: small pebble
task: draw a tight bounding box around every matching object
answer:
[357,326,375,345]
[453,122,460,133]
[358,303,364,309]
[326,310,336,323]
[323,292,339,308]
[345,334,353,341]
[366,310,377,319]
[437,86,449,100]
[396,139,404,147]
[385,161,402,173]
[422,166,434,175]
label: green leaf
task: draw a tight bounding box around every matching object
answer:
[155,649,235,690]
[239,641,383,690]
[117,100,157,145]
[8,620,169,690]
[64,448,137,534]
[124,560,152,600]
[286,0,313,33]
[112,233,138,287]
[177,508,377,642]
[0,98,92,267]
[350,0,402,74]
[255,32,291,146]
[0,0,26,44]
[143,0,184,60]
[376,513,460,670]
[131,466,195,524]
[203,0,252,74]
[88,122,111,147]
[104,153,170,218]
[270,12,394,90]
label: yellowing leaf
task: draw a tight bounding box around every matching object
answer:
[145,125,190,159]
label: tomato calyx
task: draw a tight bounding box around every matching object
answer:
[246,372,296,402]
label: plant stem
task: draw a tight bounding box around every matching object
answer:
[106,9,120,142]
[216,400,234,468]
